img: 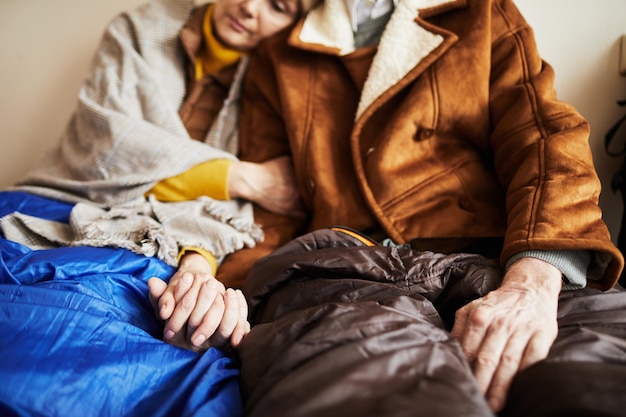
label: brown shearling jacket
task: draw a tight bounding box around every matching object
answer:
[219,0,623,289]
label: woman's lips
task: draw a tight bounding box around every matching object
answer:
[229,16,249,34]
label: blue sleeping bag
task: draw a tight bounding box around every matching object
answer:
[0,191,243,417]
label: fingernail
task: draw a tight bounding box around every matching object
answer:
[232,333,242,347]
[164,330,175,340]
[192,334,206,347]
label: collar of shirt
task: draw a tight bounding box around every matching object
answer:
[343,0,396,32]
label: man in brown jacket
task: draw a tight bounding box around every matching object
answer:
[216,0,626,414]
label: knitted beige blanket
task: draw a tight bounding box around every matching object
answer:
[2,0,261,264]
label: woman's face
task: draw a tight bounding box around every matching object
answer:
[212,0,300,52]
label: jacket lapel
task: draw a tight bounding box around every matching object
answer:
[358,0,462,118]
[297,0,355,55]
[295,0,466,119]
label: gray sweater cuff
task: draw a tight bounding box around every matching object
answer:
[506,250,591,290]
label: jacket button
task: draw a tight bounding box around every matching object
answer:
[308,178,315,194]
[459,196,473,211]
[365,147,375,157]
[420,129,435,140]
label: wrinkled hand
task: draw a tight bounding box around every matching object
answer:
[450,257,561,412]
[148,252,250,352]
[228,155,305,217]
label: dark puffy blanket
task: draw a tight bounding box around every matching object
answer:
[239,228,626,417]
[0,191,242,417]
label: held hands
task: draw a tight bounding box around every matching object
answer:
[228,155,306,217]
[450,257,562,412]
[148,252,250,352]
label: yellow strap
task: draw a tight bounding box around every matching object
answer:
[330,227,377,246]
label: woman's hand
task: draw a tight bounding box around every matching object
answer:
[148,252,250,352]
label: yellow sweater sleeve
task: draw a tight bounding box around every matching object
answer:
[178,247,218,275]
[148,159,232,201]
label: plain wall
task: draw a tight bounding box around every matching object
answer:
[1,0,626,242]
[0,0,146,184]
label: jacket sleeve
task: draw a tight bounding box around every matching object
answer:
[216,40,309,288]
[487,0,623,288]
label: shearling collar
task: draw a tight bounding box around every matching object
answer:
[293,0,465,118]
[297,0,462,53]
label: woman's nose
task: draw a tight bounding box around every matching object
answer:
[239,0,262,17]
